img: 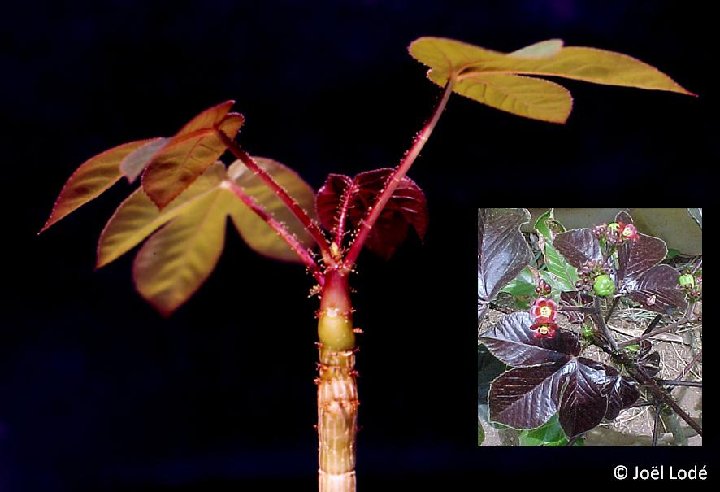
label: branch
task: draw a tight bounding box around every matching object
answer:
[605,297,620,323]
[677,349,702,381]
[617,322,682,348]
[591,296,619,352]
[224,181,323,284]
[560,305,594,313]
[651,403,662,447]
[657,380,702,388]
[625,364,702,436]
[343,79,454,267]
[217,130,334,264]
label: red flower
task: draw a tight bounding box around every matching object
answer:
[620,223,639,241]
[531,297,558,321]
[530,319,558,339]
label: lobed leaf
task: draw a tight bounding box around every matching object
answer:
[409,37,692,122]
[40,138,157,233]
[142,101,244,208]
[97,162,227,268]
[484,311,638,437]
[616,232,668,285]
[128,155,316,314]
[480,312,579,367]
[626,264,687,314]
[490,365,564,430]
[477,209,532,320]
[509,39,564,60]
[316,169,428,260]
[133,189,229,316]
[429,71,572,123]
[556,358,613,438]
[605,373,640,420]
[227,157,316,262]
[553,229,602,268]
[119,137,169,183]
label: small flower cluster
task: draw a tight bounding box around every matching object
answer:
[535,278,552,296]
[530,297,558,339]
[575,259,615,296]
[592,221,639,245]
[679,269,702,302]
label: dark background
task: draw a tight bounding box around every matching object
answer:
[2,1,715,490]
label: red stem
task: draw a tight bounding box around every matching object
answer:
[343,80,454,267]
[333,182,355,247]
[217,130,334,264]
[224,181,323,284]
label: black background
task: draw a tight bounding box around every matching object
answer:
[2,1,715,490]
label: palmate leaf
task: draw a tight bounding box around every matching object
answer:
[40,138,159,233]
[42,101,246,233]
[480,312,639,438]
[614,211,686,313]
[478,209,532,320]
[119,137,169,183]
[227,157,317,262]
[133,188,230,316]
[97,163,227,268]
[142,101,245,208]
[316,169,428,259]
[409,37,693,123]
[552,228,603,269]
[99,158,315,314]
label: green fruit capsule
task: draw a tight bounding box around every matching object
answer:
[678,274,695,288]
[593,274,615,297]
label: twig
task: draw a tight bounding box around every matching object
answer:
[618,322,681,348]
[652,403,662,447]
[560,306,594,313]
[657,380,702,388]
[642,314,663,335]
[677,349,702,381]
[592,296,619,352]
[605,297,620,323]
[623,363,702,436]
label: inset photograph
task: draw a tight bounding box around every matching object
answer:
[478,208,702,446]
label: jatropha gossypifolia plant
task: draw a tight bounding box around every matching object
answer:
[479,209,702,445]
[41,36,692,489]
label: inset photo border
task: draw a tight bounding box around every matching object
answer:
[478,208,702,446]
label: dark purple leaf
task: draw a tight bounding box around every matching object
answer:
[560,291,593,305]
[605,373,640,420]
[617,232,668,285]
[315,169,428,260]
[557,358,614,437]
[478,209,532,320]
[615,210,633,225]
[489,365,565,430]
[553,229,602,268]
[480,312,580,367]
[489,356,621,437]
[626,264,687,313]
